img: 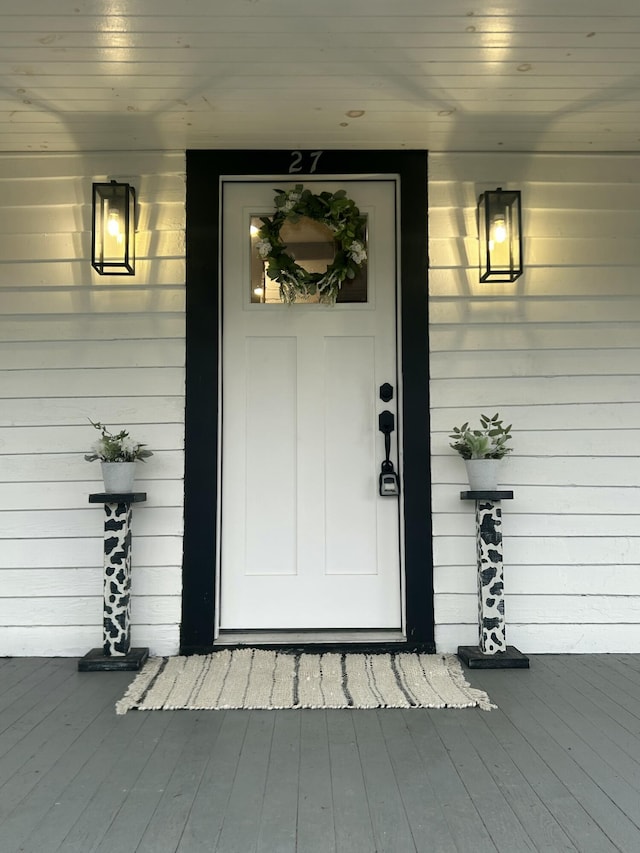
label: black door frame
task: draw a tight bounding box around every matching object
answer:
[181,149,434,654]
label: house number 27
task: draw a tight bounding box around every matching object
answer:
[289,150,323,173]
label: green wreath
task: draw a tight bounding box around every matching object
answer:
[255,184,368,304]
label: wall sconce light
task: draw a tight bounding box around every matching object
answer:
[91,180,136,275]
[477,187,523,282]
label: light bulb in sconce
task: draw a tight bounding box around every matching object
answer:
[253,286,264,296]
[250,224,260,236]
[493,217,507,243]
[488,217,507,251]
[107,209,122,242]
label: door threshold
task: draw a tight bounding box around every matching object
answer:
[215,629,406,646]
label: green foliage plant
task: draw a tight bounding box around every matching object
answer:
[449,413,513,460]
[84,420,153,463]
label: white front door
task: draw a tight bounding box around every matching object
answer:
[219,179,402,631]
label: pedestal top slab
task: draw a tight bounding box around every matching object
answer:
[460,490,514,501]
[89,492,147,503]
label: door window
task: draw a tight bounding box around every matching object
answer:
[249,214,368,304]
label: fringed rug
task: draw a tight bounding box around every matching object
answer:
[116,649,495,714]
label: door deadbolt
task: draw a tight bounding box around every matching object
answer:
[380,382,394,403]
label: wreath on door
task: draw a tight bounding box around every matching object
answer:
[255,184,368,304]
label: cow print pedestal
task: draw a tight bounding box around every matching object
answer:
[78,493,149,672]
[457,491,529,669]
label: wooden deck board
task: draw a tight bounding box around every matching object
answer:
[256,710,301,853]
[541,656,640,745]
[0,658,55,712]
[426,710,538,852]
[456,707,578,852]
[569,654,640,709]
[0,661,79,749]
[327,711,376,853]
[533,657,640,791]
[2,655,640,852]
[351,711,416,852]
[403,710,499,852]
[296,711,337,853]
[489,665,640,851]
[15,713,149,853]
[378,711,459,852]
[53,710,176,853]
[175,711,249,853]
[478,686,619,853]
[135,711,226,853]
[0,670,131,829]
[92,711,204,853]
[478,669,631,853]
[215,711,276,853]
[1,678,144,853]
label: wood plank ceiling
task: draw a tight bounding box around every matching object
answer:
[1,0,640,153]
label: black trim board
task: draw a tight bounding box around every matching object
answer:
[182,150,433,654]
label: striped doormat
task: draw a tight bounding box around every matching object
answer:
[115,649,495,714]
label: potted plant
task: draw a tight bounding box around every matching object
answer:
[449,412,513,491]
[84,420,153,493]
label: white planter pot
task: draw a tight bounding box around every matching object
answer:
[101,461,137,493]
[464,458,502,492]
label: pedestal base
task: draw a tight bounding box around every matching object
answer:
[78,647,149,672]
[457,645,529,669]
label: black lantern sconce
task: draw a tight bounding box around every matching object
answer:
[477,187,523,282]
[91,180,136,275]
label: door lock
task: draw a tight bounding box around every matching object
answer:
[378,410,400,497]
[379,382,394,403]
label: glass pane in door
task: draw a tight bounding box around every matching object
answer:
[249,215,368,304]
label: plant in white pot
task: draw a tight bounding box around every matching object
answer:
[449,412,513,491]
[84,420,153,493]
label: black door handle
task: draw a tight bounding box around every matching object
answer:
[378,410,400,496]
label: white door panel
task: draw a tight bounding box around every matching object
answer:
[220,179,402,630]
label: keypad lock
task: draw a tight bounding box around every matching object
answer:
[378,409,400,497]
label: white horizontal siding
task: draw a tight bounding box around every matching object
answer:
[430,151,640,654]
[0,151,185,657]
[5,146,640,657]
[3,508,183,539]
[3,536,184,569]
[0,596,181,627]
[0,452,184,484]
[0,566,180,597]
[435,624,640,655]
[1,626,179,658]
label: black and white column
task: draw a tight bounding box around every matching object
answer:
[78,492,149,671]
[102,500,134,655]
[475,499,507,654]
[457,490,529,669]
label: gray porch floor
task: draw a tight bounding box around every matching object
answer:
[2,655,640,852]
